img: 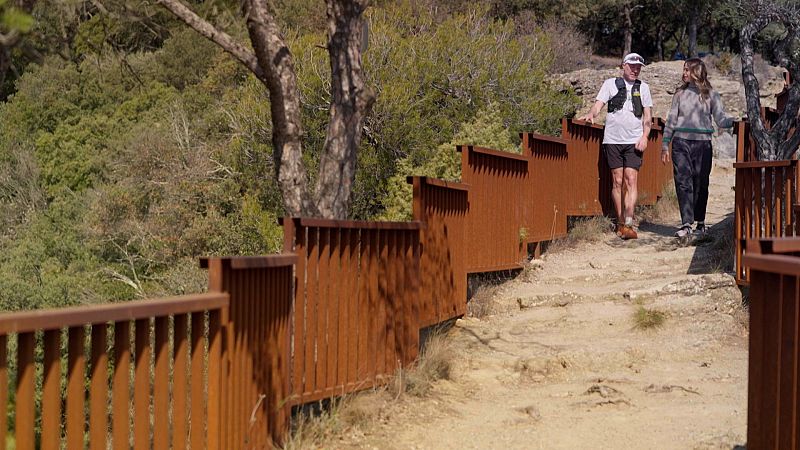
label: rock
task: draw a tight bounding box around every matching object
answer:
[713,132,737,159]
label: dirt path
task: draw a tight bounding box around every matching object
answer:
[330,162,747,450]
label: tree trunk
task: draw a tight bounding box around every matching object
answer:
[740,10,800,161]
[240,0,311,216]
[622,3,632,57]
[314,0,375,219]
[687,11,697,57]
[656,24,664,61]
[157,0,377,218]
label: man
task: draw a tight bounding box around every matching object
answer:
[579,52,653,240]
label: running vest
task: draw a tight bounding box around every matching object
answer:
[607,77,643,118]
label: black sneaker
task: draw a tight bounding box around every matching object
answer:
[694,223,706,235]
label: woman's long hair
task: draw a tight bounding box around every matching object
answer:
[681,58,712,100]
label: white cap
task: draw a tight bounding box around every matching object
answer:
[623,53,645,65]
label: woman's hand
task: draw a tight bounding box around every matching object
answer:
[661,150,671,165]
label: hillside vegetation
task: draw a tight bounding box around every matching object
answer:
[0,0,780,310]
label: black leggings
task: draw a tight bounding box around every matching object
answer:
[671,138,712,226]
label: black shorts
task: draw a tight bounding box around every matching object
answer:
[604,143,643,170]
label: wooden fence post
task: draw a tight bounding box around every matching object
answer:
[203,255,297,448]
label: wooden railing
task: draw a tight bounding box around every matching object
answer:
[458,145,531,272]
[0,293,228,450]
[734,160,799,285]
[744,238,800,449]
[202,255,296,447]
[523,133,570,245]
[282,218,421,404]
[1,114,680,444]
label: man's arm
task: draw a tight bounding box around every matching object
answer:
[636,106,652,151]
[578,100,605,124]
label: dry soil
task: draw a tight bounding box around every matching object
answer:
[325,161,747,450]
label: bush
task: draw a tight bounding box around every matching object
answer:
[536,19,593,74]
[378,102,518,221]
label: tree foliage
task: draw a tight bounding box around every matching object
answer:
[0,1,577,309]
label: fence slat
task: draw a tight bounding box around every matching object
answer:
[0,335,6,450]
[90,325,109,450]
[173,314,188,450]
[113,321,131,450]
[15,332,35,450]
[153,317,169,450]
[67,327,85,450]
[41,330,61,450]
[208,308,223,450]
[190,312,205,450]
[134,319,151,450]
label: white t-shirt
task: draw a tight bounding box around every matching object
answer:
[596,77,653,144]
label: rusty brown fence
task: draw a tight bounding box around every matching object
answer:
[561,119,609,216]
[0,254,296,449]
[282,218,421,404]
[202,255,296,448]
[735,107,782,163]
[523,133,570,244]
[559,118,671,217]
[0,114,681,446]
[409,176,468,327]
[744,237,800,449]
[734,160,799,285]
[0,293,227,450]
[457,145,531,272]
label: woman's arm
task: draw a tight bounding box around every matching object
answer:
[711,90,734,129]
[662,91,681,152]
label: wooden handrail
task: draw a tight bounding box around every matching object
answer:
[734,160,796,169]
[406,176,471,191]
[744,253,800,276]
[748,237,800,255]
[0,292,229,334]
[524,133,569,145]
[199,254,297,269]
[297,217,424,230]
[456,145,529,162]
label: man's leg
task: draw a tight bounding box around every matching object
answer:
[623,167,639,221]
[611,167,624,224]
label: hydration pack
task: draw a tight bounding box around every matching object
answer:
[607,77,643,118]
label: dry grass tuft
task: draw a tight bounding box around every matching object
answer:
[632,306,667,330]
[467,284,501,318]
[283,392,391,449]
[393,331,456,397]
[548,216,613,253]
[283,402,344,450]
[639,180,679,224]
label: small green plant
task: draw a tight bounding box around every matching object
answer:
[633,306,667,330]
[714,51,734,75]
[518,226,529,244]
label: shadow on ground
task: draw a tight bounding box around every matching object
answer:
[687,213,734,275]
[638,220,677,238]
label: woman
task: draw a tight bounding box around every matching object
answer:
[662,58,734,237]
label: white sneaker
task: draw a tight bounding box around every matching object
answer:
[675,225,692,238]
